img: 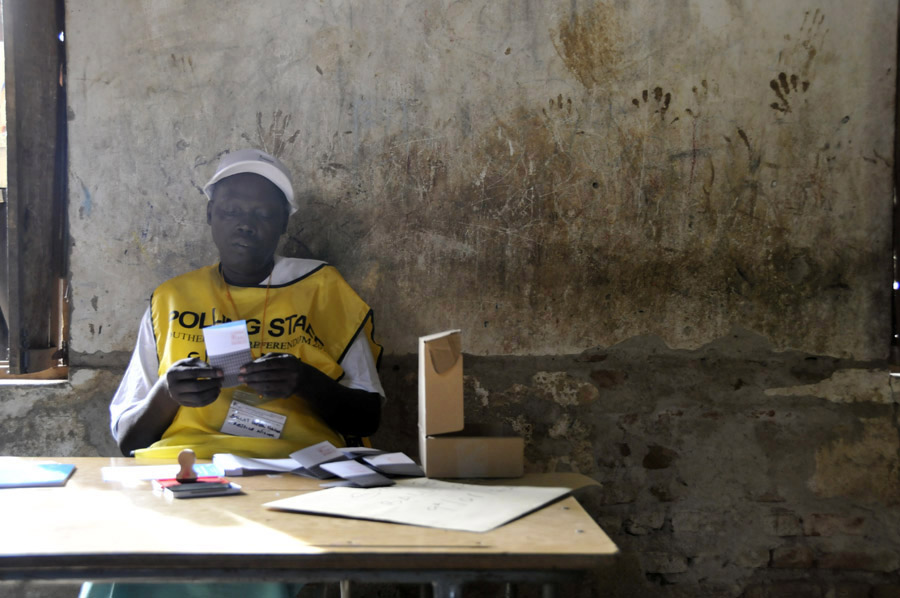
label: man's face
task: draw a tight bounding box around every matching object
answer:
[207,173,289,285]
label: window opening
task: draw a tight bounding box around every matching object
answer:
[0,0,68,380]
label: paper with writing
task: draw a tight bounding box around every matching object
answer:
[220,400,286,439]
[264,477,571,532]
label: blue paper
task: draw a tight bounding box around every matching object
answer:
[0,463,76,488]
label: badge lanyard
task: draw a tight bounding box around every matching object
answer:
[221,267,272,360]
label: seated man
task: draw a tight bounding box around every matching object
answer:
[84,150,383,598]
[110,148,384,459]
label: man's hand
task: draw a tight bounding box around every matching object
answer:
[238,352,382,437]
[238,352,306,398]
[165,357,224,407]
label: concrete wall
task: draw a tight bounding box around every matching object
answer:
[1,1,898,596]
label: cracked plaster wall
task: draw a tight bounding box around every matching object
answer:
[1,1,898,596]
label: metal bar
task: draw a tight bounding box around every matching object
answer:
[432,580,463,598]
[0,568,584,586]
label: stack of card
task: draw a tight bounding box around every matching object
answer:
[152,476,242,499]
[203,320,253,388]
[212,441,425,489]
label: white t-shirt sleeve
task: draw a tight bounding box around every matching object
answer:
[337,332,385,398]
[109,307,160,441]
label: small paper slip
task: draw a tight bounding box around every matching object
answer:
[338,446,385,459]
[319,460,394,488]
[203,320,252,387]
[0,462,75,489]
[363,452,424,477]
[212,454,304,477]
[289,441,346,479]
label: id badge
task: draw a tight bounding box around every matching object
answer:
[220,399,286,439]
[231,388,269,407]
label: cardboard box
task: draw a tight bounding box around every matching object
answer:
[418,330,524,478]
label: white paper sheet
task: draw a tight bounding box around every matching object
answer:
[363,452,425,477]
[264,477,571,532]
[211,454,305,476]
[319,460,394,487]
[101,463,223,482]
[289,441,346,478]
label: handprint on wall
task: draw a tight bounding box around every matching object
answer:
[241,110,300,159]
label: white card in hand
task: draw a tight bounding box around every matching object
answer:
[203,320,252,387]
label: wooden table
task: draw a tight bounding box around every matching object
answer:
[0,458,618,597]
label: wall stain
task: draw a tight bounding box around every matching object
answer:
[551,2,622,89]
[317,76,885,356]
[280,7,882,359]
[79,181,92,219]
[811,418,900,505]
[631,86,673,121]
[769,71,810,113]
[796,8,827,76]
[242,110,300,159]
[169,54,194,73]
[773,9,825,108]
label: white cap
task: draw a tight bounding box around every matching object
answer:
[203,148,297,215]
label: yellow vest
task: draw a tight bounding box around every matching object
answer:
[135,261,381,460]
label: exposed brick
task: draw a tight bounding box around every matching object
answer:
[830,582,873,598]
[672,510,718,534]
[643,444,678,469]
[803,513,865,537]
[818,550,900,572]
[687,552,725,570]
[771,545,815,569]
[598,482,639,505]
[762,509,803,537]
[642,551,689,574]
[595,515,622,535]
[735,548,771,568]
[647,479,689,503]
[873,585,900,598]
[577,352,608,363]
[742,581,823,598]
[649,484,676,502]
[749,489,787,503]
[624,511,665,535]
[589,368,626,388]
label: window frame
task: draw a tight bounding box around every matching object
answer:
[2,0,68,376]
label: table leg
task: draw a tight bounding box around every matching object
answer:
[432,580,463,598]
[340,579,352,598]
[541,583,557,598]
[504,582,518,598]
